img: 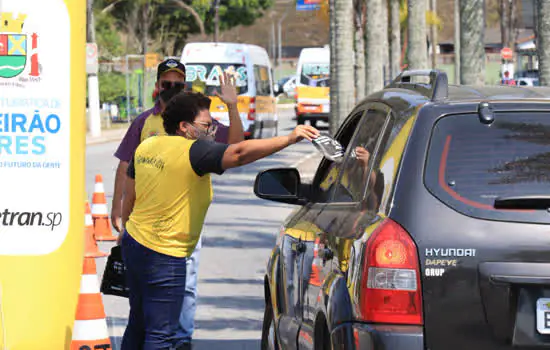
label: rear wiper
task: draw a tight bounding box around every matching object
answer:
[493,195,550,210]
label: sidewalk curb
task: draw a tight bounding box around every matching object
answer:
[86,129,128,146]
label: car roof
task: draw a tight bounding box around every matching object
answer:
[349,70,550,127]
[360,75,550,110]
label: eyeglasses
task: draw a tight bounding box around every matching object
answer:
[160,81,186,90]
[193,121,218,135]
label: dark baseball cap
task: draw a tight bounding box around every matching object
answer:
[157,59,186,81]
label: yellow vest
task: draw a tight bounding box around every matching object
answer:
[126,136,213,257]
[141,113,166,142]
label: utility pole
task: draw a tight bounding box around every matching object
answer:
[214,0,220,42]
[277,8,290,67]
[271,20,276,62]
[454,0,460,84]
[87,0,101,137]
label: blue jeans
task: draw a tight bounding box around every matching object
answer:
[120,231,188,350]
[180,235,201,342]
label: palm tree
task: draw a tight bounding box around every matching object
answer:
[406,0,428,70]
[329,0,355,135]
[354,0,366,102]
[389,0,401,80]
[398,0,441,70]
[460,0,485,85]
[366,0,385,94]
[537,0,550,86]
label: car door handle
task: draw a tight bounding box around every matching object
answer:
[318,248,333,261]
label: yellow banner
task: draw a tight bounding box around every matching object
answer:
[0,0,85,348]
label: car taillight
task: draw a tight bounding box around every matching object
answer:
[248,97,256,120]
[359,218,422,325]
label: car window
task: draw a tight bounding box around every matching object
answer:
[425,111,550,224]
[311,110,365,202]
[331,109,389,203]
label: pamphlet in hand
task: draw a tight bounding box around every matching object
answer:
[312,135,345,163]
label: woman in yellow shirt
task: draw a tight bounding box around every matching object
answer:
[120,90,319,350]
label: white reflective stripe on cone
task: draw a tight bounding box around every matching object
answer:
[80,274,101,294]
[91,204,109,215]
[72,319,110,341]
[85,213,94,226]
[94,182,105,193]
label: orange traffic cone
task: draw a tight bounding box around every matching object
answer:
[309,237,322,287]
[85,200,108,258]
[70,257,112,350]
[92,174,117,241]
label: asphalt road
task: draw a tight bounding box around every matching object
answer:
[85,108,327,349]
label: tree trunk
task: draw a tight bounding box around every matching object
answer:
[499,0,508,48]
[329,0,355,135]
[365,0,384,95]
[537,0,550,86]
[508,0,516,49]
[380,0,389,83]
[329,0,337,136]
[430,0,437,68]
[460,0,485,85]
[389,0,401,80]
[454,0,460,83]
[354,0,366,102]
[407,0,428,70]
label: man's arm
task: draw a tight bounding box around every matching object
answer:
[111,113,148,232]
[112,160,129,224]
[117,159,136,244]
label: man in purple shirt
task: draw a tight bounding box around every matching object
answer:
[112,59,244,347]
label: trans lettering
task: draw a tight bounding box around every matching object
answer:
[0,111,60,155]
[0,209,62,231]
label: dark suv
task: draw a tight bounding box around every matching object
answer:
[254,70,550,350]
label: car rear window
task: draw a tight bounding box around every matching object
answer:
[425,111,550,224]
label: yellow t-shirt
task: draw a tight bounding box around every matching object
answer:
[126,135,228,257]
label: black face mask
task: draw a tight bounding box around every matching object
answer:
[160,86,184,104]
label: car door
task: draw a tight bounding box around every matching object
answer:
[299,109,386,349]
[296,105,392,348]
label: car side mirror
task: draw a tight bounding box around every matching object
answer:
[254,168,306,205]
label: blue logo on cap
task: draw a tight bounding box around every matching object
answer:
[166,60,179,68]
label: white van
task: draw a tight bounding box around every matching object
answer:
[295,46,330,127]
[181,42,278,139]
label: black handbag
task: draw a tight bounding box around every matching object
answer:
[100,245,130,298]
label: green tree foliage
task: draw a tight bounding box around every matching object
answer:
[95,11,125,59]
[98,72,128,103]
[94,0,274,56]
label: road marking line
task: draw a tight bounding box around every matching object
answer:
[290,151,317,168]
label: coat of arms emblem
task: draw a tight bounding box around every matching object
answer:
[0,12,40,79]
